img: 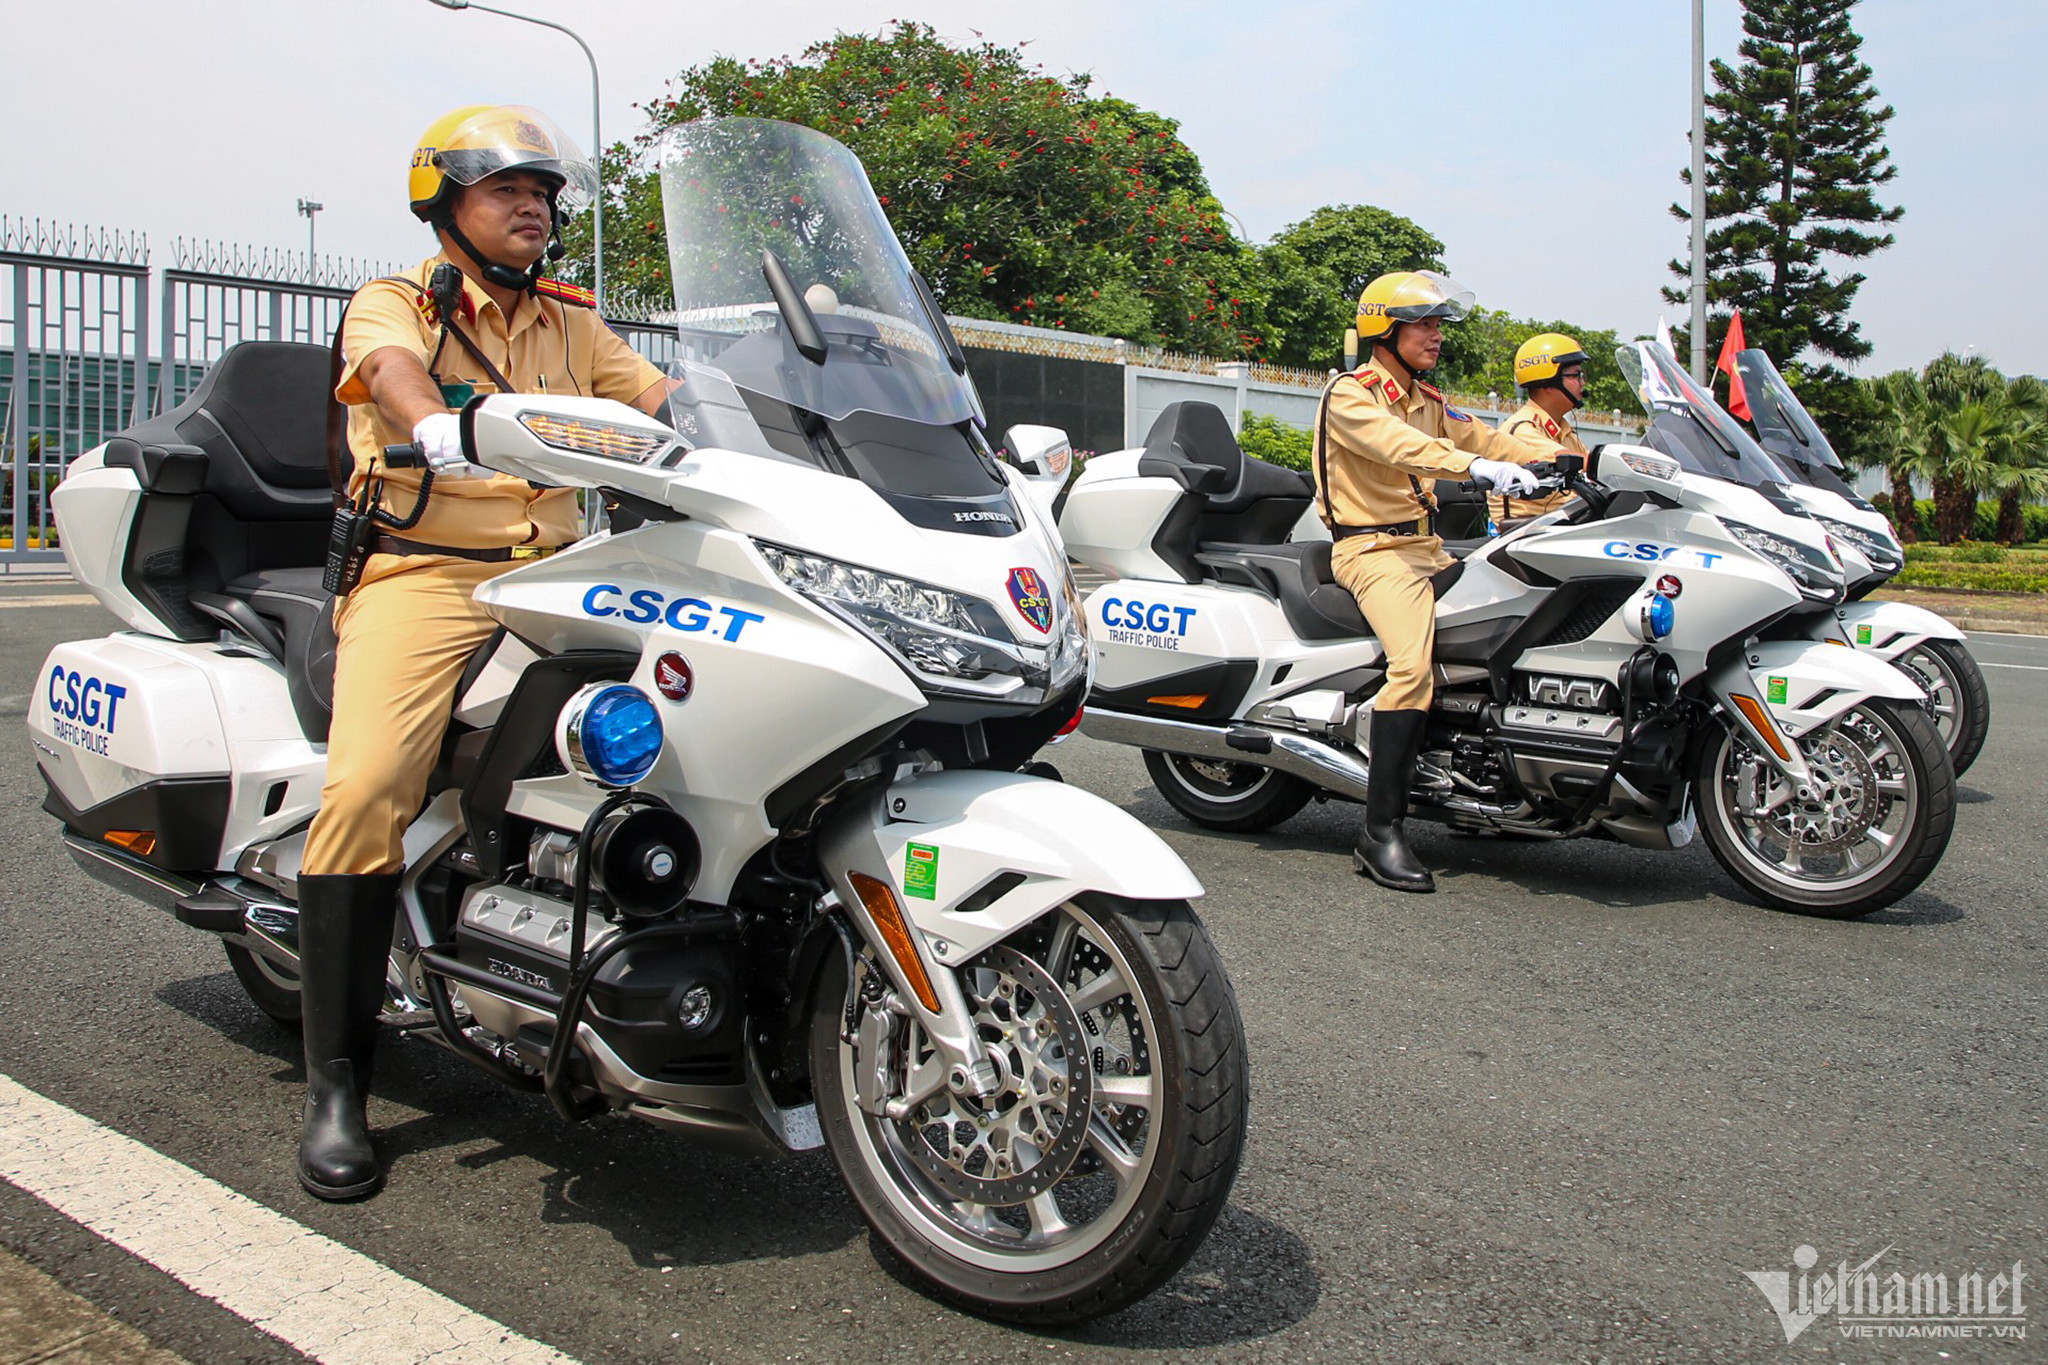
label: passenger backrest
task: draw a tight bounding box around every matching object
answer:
[101,341,336,640]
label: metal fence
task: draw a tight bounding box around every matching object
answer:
[0,220,397,570]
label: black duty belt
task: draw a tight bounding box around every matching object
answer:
[1332,518,1430,540]
[374,535,559,563]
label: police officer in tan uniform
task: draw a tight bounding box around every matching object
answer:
[294,105,672,1201]
[1491,333,1590,531]
[1314,271,1559,893]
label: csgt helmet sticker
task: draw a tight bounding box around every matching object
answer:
[1007,567,1052,634]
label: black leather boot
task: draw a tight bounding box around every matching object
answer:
[1354,709,1437,893]
[295,871,400,1200]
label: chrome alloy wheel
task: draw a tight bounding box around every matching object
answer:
[1714,704,1920,893]
[836,900,1165,1273]
[1893,642,1961,746]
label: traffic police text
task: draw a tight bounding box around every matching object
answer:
[1100,596,1197,652]
[46,667,126,755]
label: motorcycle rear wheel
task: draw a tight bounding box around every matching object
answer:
[1893,638,1990,777]
[1143,748,1315,831]
[1695,697,1955,918]
[811,893,1247,1324]
[224,942,302,1028]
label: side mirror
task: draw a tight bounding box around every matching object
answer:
[1002,424,1073,480]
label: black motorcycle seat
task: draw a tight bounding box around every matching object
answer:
[224,568,338,743]
[1194,540,1371,640]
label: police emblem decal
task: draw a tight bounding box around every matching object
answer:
[1007,567,1053,634]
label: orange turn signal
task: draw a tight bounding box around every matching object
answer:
[104,830,157,856]
[847,872,941,1014]
[1146,694,1209,709]
[1729,694,1793,762]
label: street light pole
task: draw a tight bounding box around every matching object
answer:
[1690,0,1708,383]
[425,0,604,311]
[297,198,324,262]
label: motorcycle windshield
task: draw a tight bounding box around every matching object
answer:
[1617,340,1796,489]
[1735,348,1844,471]
[653,118,982,431]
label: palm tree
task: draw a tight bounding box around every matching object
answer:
[1990,374,2048,544]
[1871,369,1925,542]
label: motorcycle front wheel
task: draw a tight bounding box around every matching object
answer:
[1892,638,1991,777]
[811,893,1248,1324]
[1695,697,1955,918]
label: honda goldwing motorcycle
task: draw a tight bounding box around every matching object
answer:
[1057,378,1956,917]
[30,117,1246,1324]
[1729,347,1989,775]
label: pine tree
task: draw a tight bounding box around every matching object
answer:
[1666,0,1901,370]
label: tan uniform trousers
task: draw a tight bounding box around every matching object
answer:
[301,554,519,875]
[1332,534,1454,713]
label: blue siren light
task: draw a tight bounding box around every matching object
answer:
[561,684,664,787]
[1640,593,1676,642]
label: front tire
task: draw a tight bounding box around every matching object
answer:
[1143,748,1315,831]
[811,893,1248,1324]
[1695,697,1955,918]
[1893,638,1990,777]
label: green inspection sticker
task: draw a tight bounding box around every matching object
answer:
[904,843,939,900]
[1856,623,1873,645]
[1767,675,1789,705]
[438,380,476,408]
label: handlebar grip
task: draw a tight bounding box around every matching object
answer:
[380,442,424,468]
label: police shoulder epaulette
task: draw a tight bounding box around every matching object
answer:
[1415,380,1445,401]
[535,277,597,308]
[1350,369,1384,395]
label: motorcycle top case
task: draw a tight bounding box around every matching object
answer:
[30,633,312,871]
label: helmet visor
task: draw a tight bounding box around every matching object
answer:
[1387,270,1474,324]
[433,106,599,209]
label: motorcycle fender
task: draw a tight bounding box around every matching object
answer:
[820,770,1203,962]
[1835,599,1967,658]
[1706,639,1928,780]
[817,769,1202,1084]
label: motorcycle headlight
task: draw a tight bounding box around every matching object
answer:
[1722,520,1845,604]
[1817,517,1903,575]
[757,543,1085,702]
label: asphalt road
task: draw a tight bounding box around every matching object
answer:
[1,586,2041,1364]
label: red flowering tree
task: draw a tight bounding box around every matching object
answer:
[570,22,1265,354]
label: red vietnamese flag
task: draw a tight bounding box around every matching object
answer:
[1715,309,1752,420]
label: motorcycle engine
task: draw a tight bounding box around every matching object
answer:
[452,842,746,1088]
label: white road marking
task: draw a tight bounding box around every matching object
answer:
[0,594,97,608]
[1979,661,2048,671]
[0,1073,582,1365]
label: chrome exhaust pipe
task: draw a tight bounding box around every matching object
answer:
[1079,709,1374,802]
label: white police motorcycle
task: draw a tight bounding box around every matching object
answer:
[30,117,1245,1324]
[1726,348,1988,775]
[1058,341,1956,917]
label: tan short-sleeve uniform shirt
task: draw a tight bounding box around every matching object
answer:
[335,255,664,549]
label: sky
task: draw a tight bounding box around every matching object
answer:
[7,0,2043,378]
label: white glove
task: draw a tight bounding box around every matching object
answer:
[411,412,485,480]
[1470,458,1540,497]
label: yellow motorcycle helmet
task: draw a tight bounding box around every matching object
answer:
[1354,270,1475,343]
[1513,332,1589,387]
[408,104,598,222]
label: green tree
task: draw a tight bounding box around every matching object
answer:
[1432,312,1636,416]
[1876,354,2048,546]
[1667,0,1899,469]
[1666,0,1901,367]
[1990,375,2048,544]
[1253,204,1444,368]
[568,22,1260,354]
